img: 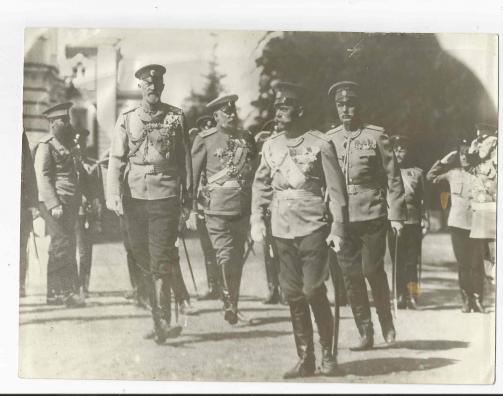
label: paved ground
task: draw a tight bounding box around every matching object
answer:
[18,232,495,384]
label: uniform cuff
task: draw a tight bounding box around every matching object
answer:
[44,197,60,211]
[331,221,346,238]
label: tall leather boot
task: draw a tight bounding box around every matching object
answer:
[220,264,238,325]
[406,282,418,310]
[309,289,338,376]
[283,299,316,379]
[263,282,280,304]
[368,269,396,344]
[460,289,471,313]
[471,293,486,313]
[198,259,220,300]
[345,275,374,351]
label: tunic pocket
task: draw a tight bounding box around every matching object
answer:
[209,186,242,214]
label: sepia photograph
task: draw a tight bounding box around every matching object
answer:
[17,25,497,386]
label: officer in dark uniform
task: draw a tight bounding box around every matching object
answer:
[388,135,424,309]
[20,129,39,297]
[189,115,221,301]
[74,128,104,297]
[106,64,193,343]
[188,94,258,325]
[254,120,285,305]
[252,82,348,378]
[326,81,406,351]
[34,102,87,307]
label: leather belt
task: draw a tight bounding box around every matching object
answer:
[346,183,381,194]
[208,180,241,189]
[273,189,321,200]
[129,162,173,175]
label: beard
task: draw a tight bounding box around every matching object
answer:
[145,91,161,105]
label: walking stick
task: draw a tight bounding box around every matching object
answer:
[392,228,399,319]
[327,252,340,360]
[180,231,198,294]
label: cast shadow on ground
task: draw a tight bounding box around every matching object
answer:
[19,300,136,314]
[335,357,457,377]
[163,329,291,348]
[19,312,151,326]
[373,339,469,351]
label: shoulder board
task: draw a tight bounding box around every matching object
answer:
[268,131,284,140]
[307,130,330,142]
[364,124,385,133]
[83,157,98,165]
[38,134,53,144]
[162,103,183,114]
[122,107,138,115]
[326,124,344,135]
[199,127,218,138]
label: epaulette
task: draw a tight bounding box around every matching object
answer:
[199,127,218,138]
[38,134,53,144]
[163,103,183,114]
[307,130,331,142]
[122,107,138,115]
[364,124,385,133]
[325,124,344,135]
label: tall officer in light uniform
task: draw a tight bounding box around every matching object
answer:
[188,94,258,325]
[326,81,406,351]
[106,64,193,343]
[388,135,424,309]
[251,82,348,378]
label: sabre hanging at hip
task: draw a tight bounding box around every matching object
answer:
[327,255,340,360]
[392,228,398,319]
[180,231,198,294]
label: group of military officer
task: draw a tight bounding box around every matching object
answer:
[24,61,495,378]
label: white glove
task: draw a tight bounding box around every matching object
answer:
[390,220,404,236]
[50,205,63,219]
[106,194,123,216]
[250,222,266,243]
[185,211,198,231]
[326,234,344,253]
[440,150,458,165]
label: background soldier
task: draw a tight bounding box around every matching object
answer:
[34,102,87,307]
[326,81,406,351]
[73,128,104,297]
[426,139,486,312]
[189,115,221,301]
[388,135,425,309]
[188,94,257,325]
[106,64,193,343]
[20,129,39,297]
[254,120,285,305]
[251,82,348,378]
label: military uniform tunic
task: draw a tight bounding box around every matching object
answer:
[251,130,348,301]
[107,103,191,202]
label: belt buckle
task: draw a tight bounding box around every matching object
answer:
[347,185,357,194]
[146,165,155,174]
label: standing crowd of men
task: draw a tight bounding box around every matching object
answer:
[20,62,497,378]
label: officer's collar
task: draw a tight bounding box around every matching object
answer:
[138,102,165,121]
[50,135,71,154]
[343,126,362,140]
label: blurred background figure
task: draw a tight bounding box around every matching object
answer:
[20,129,39,298]
[388,135,426,310]
[468,124,497,286]
[427,139,486,313]
[73,127,104,298]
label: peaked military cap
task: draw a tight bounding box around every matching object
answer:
[475,122,497,137]
[134,64,166,82]
[42,102,73,120]
[196,115,216,130]
[262,119,276,132]
[390,134,411,148]
[206,94,238,112]
[272,81,305,106]
[328,81,359,102]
